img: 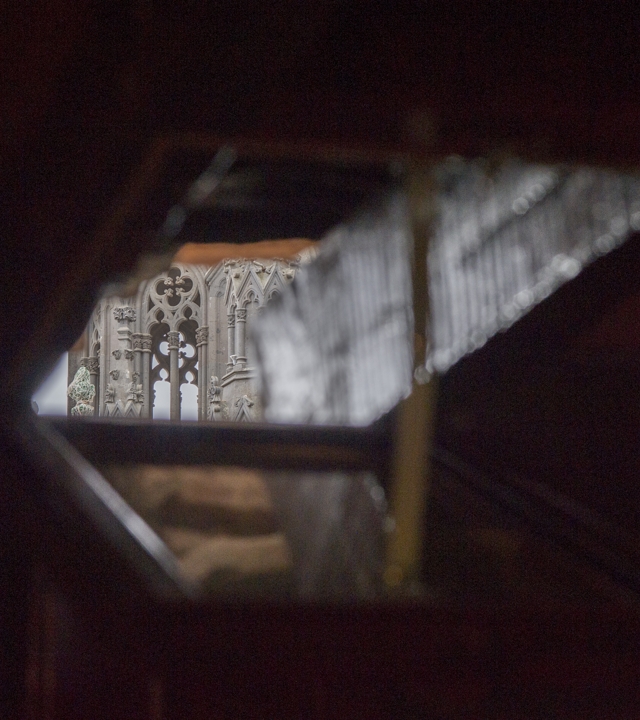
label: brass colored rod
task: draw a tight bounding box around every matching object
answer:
[385,167,439,592]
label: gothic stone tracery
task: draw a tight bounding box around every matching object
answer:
[69,257,305,421]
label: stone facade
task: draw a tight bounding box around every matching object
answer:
[68,256,308,420]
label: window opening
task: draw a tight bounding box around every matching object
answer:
[35,251,313,422]
[31,352,69,416]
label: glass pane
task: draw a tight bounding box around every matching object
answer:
[34,161,640,425]
[32,352,69,416]
[34,188,416,427]
[98,463,387,599]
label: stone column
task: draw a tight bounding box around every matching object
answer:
[195,326,209,421]
[167,330,181,421]
[227,311,236,367]
[131,333,143,377]
[133,333,153,417]
[85,356,100,416]
[114,307,135,352]
[109,306,136,417]
[235,307,247,364]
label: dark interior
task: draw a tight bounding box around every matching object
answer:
[5,2,640,717]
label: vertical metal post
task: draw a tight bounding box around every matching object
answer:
[167,330,180,421]
[385,166,439,593]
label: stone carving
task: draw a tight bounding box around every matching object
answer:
[207,376,222,403]
[234,394,257,422]
[132,334,152,351]
[195,326,209,345]
[104,383,116,403]
[167,330,180,350]
[207,376,227,420]
[161,273,188,297]
[126,380,144,405]
[147,267,198,328]
[224,259,244,280]
[80,356,99,374]
[252,260,271,274]
[67,366,95,416]
[103,379,144,418]
[113,306,136,322]
[76,257,304,422]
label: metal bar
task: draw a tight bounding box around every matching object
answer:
[45,416,393,475]
[18,414,195,600]
[385,167,439,592]
[432,445,640,597]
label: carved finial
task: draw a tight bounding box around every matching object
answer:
[113,306,136,323]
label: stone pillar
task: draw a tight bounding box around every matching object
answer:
[85,356,100,416]
[227,311,236,368]
[227,311,236,367]
[195,326,209,421]
[235,307,247,364]
[133,333,152,417]
[114,307,135,353]
[167,330,181,421]
[106,306,136,417]
[131,333,143,377]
